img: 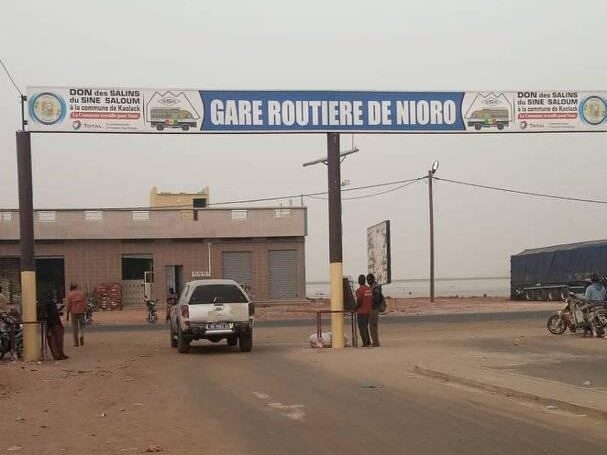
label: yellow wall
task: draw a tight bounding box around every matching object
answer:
[149,186,210,208]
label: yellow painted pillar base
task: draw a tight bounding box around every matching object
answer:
[330,262,345,349]
[21,271,38,362]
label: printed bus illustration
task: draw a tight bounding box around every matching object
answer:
[466,108,510,131]
[150,107,197,131]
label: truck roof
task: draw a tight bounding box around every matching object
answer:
[513,239,607,256]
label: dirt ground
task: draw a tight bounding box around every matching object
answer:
[1,316,606,454]
[0,330,242,454]
[92,297,561,325]
[0,321,604,455]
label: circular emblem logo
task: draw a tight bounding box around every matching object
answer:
[72,120,82,130]
[580,96,607,126]
[30,92,67,125]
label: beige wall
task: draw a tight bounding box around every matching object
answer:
[0,207,307,241]
[0,237,306,302]
[149,186,210,207]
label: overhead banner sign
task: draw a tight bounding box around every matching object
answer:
[26,87,607,134]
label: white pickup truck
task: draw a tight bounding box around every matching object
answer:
[169,279,254,353]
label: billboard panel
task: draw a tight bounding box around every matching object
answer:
[26,87,607,134]
[367,220,391,285]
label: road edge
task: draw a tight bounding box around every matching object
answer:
[413,365,607,421]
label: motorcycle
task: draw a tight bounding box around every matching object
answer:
[0,312,23,360]
[547,293,607,336]
[81,297,97,327]
[146,299,158,325]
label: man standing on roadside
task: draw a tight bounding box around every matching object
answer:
[42,290,68,360]
[66,282,86,347]
[367,273,384,347]
[355,274,373,347]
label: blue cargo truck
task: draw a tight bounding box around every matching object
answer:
[511,240,607,301]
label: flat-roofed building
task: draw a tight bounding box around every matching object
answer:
[0,206,306,306]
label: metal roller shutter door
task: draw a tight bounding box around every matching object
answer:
[269,250,297,299]
[222,252,252,287]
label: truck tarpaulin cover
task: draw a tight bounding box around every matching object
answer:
[26,87,607,134]
[511,240,607,287]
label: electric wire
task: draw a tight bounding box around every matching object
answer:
[307,179,422,201]
[434,177,607,205]
[0,57,23,96]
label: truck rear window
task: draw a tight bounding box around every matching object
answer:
[188,285,248,305]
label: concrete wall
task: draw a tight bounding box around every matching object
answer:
[0,237,305,302]
[0,207,306,240]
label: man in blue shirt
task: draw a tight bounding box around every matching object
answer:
[585,273,606,302]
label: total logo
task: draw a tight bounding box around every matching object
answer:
[72,120,102,130]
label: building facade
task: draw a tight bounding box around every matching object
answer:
[0,207,306,305]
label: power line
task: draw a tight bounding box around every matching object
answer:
[0,57,23,96]
[1,176,426,211]
[207,176,425,206]
[434,177,607,205]
[307,179,422,201]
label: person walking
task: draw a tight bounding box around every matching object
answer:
[367,273,384,347]
[66,282,86,347]
[355,274,373,347]
[42,290,68,360]
[166,287,178,321]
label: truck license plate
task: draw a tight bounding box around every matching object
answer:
[206,322,233,330]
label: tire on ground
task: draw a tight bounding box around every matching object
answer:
[177,329,191,353]
[170,328,178,348]
[239,330,253,352]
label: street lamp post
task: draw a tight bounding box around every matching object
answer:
[428,160,439,303]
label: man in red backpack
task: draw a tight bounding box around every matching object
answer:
[367,273,384,347]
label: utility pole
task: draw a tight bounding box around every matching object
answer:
[327,133,344,348]
[302,137,357,348]
[428,161,439,303]
[16,130,38,361]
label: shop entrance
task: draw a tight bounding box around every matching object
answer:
[121,255,153,306]
[165,265,183,294]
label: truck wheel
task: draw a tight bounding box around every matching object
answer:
[170,328,178,348]
[560,288,569,300]
[177,329,191,353]
[537,289,548,301]
[524,290,533,301]
[156,124,164,131]
[474,123,482,131]
[227,336,238,347]
[546,289,557,301]
[497,122,505,130]
[181,124,190,131]
[239,330,253,352]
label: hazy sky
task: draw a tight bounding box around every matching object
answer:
[1,1,606,281]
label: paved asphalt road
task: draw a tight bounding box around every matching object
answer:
[160,334,604,455]
[90,310,553,332]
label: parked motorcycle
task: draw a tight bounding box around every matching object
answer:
[0,312,23,360]
[146,299,158,325]
[547,293,607,336]
[81,297,97,327]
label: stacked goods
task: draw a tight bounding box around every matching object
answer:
[107,283,122,310]
[93,283,122,311]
